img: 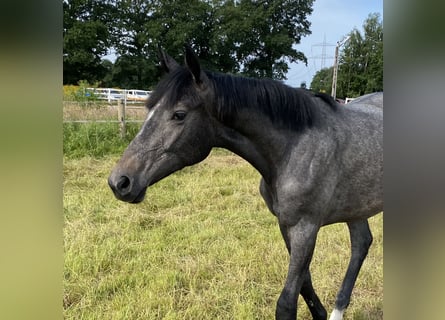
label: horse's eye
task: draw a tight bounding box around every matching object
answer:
[172,111,186,121]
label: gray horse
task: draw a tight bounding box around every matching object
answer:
[109,46,383,320]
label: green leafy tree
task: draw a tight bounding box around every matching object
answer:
[116,0,314,83]
[103,0,215,88]
[215,0,313,79]
[309,13,383,98]
[63,0,315,87]
[63,0,115,84]
[147,0,215,68]
[99,59,114,87]
[109,0,159,89]
[310,67,333,94]
[337,13,383,97]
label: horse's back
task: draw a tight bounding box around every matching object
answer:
[347,92,383,111]
[341,92,383,146]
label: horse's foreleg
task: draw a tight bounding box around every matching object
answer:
[276,218,319,320]
[278,224,327,320]
[301,271,328,320]
[329,220,373,320]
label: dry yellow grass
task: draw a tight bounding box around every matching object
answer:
[63,101,147,122]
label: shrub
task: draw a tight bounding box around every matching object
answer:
[63,85,79,101]
[63,80,101,104]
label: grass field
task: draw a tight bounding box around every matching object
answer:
[63,101,146,159]
[63,150,382,319]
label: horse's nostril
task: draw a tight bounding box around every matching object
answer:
[117,176,131,190]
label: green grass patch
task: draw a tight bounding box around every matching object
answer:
[63,122,140,158]
[64,152,382,319]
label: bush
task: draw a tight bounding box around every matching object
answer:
[63,122,140,158]
[63,85,79,101]
[63,80,101,104]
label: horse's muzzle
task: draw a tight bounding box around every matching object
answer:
[108,174,147,203]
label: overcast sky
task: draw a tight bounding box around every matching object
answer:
[283,0,383,88]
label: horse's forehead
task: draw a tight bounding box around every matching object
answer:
[146,97,166,120]
[146,91,189,119]
[149,93,178,110]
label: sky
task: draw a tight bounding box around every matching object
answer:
[283,0,383,88]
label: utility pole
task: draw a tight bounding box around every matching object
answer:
[331,36,350,99]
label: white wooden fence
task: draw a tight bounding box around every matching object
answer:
[85,88,152,103]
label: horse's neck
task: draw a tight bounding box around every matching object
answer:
[214,109,290,184]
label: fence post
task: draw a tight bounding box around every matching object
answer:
[117,99,126,138]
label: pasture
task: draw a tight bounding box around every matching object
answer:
[63,150,382,319]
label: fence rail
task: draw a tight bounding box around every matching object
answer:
[80,87,152,103]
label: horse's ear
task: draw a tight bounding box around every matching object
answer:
[158,45,179,73]
[184,44,207,86]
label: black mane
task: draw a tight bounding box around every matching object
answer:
[147,67,337,131]
[208,72,337,131]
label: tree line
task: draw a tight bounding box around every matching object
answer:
[310,13,383,98]
[64,0,314,89]
[63,1,382,99]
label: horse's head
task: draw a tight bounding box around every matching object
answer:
[108,46,215,203]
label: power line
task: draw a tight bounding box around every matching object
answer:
[311,34,335,70]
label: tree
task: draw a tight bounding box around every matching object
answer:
[215,0,313,79]
[146,0,215,69]
[309,13,383,98]
[336,13,383,97]
[63,0,316,87]
[108,0,160,89]
[63,0,115,84]
[127,0,315,82]
[310,67,333,94]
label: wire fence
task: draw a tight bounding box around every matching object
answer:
[63,99,147,137]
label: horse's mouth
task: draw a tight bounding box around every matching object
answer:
[129,187,148,204]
